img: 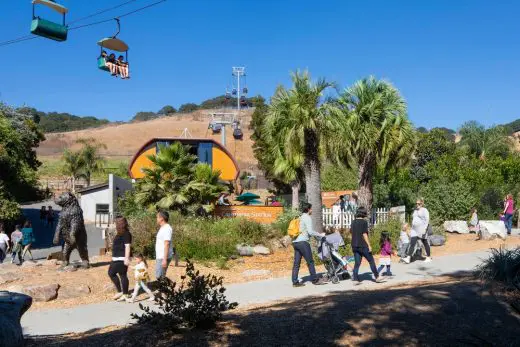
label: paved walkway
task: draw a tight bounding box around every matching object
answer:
[22,249,493,336]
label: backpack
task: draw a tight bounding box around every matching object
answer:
[287,218,301,239]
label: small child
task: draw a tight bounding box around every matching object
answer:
[106,53,118,76]
[10,225,23,264]
[127,254,155,303]
[117,55,129,79]
[499,212,506,223]
[398,223,410,258]
[377,231,393,276]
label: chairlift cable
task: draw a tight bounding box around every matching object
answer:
[0,0,167,48]
[67,0,138,25]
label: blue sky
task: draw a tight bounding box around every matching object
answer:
[1,0,519,129]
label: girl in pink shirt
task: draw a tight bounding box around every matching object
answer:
[377,232,393,276]
[504,194,515,235]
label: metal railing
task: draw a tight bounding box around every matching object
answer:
[95,212,113,228]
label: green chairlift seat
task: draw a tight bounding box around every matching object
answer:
[30,0,68,42]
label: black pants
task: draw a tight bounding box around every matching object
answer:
[108,261,129,294]
[292,241,317,284]
[352,246,379,281]
[407,236,431,257]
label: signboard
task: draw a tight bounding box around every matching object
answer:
[214,206,284,224]
[321,190,356,208]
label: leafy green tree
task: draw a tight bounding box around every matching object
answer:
[321,164,358,192]
[76,138,106,186]
[332,76,415,211]
[157,105,177,115]
[61,149,85,193]
[39,112,109,132]
[132,111,157,122]
[459,121,512,160]
[264,71,336,230]
[411,128,456,183]
[178,103,199,113]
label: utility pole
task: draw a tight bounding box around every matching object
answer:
[232,66,245,119]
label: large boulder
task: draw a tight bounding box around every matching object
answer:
[443,220,469,234]
[20,261,42,268]
[58,284,91,299]
[15,284,59,302]
[0,291,32,347]
[280,235,293,248]
[479,221,507,240]
[0,272,22,285]
[236,244,254,256]
[253,245,271,255]
[429,235,446,246]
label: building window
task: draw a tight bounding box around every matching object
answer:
[96,204,110,214]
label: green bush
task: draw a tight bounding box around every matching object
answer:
[477,247,520,288]
[127,213,157,258]
[272,209,301,238]
[369,218,402,254]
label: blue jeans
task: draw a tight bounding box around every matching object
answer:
[155,258,172,279]
[505,213,513,234]
[352,246,379,282]
[291,241,316,284]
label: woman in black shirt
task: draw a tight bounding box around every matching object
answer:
[108,216,132,301]
[350,207,383,283]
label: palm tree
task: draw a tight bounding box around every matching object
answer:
[332,76,415,211]
[265,71,336,231]
[62,149,84,193]
[459,121,512,160]
[76,138,107,186]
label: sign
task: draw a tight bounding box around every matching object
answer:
[214,206,284,224]
[321,190,356,208]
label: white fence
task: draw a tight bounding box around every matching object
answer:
[322,207,398,228]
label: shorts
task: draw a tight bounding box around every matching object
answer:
[379,256,391,266]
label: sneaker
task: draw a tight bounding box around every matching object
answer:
[148,296,156,302]
[113,292,123,300]
[293,281,305,287]
[375,277,386,283]
[125,297,135,304]
[117,294,129,302]
[423,257,432,263]
[402,256,411,264]
[385,272,393,277]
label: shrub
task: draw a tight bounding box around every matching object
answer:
[127,212,157,258]
[132,260,238,330]
[477,247,520,288]
[272,209,301,238]
[369,218,402,254]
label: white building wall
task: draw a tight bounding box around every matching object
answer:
[80,188,111,223]
[110,174,134,216]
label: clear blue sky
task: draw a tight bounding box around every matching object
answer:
[1,0,519,129]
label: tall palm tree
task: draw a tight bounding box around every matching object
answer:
[332,76,415,211]
[459,121,512,160]
[265,71,336,231]
[62,149,84,193]
[76,138,107,186]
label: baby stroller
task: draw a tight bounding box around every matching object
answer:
[318,232,352,284]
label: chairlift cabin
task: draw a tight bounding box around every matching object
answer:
[233,128,243,140]
[240,96,247,106]
[231,88,237,96]
[225,91,231,100]
[30,0,68,42]
[243,87,248,94]
[97,19,129,73]
[211,123,223,134]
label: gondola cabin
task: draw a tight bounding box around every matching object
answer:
[30,0,68,42]
[129,138,240,181]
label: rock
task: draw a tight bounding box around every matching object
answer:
[479,221,507,240]
[236,244,254,256]
[58,284,91,299]
[20,284,59,302]
[280,235,292,248]
[6,286,24,294]
[21,261,42,268]
[0,263,20,271]
[0,272,22,285]
[268,239,282,250]
[253,245,271,255]
[429,235,446,246]
[242,269,271,277]
[229,255,238,260]
[0,291,32,347]
[39,259,58,266]
[59,265,78,272]
[443,221,469,234]
[46,251,64,261]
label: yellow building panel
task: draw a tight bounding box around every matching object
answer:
[212,147,238,181]
[130,146,156,179]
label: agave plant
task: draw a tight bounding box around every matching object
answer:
[476,247,520,288]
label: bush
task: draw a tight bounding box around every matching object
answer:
[132,260,238,330]
[477,247,520,288]
[369,218,402,254]
[127,213,157,258]
[271,209,301,238]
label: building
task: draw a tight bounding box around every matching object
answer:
[78,174,133,224]
[128,137,240,181]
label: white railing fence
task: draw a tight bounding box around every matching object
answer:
[322,207,400,228]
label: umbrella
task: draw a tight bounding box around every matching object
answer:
[236,192,260,202]
[244,199,263,205]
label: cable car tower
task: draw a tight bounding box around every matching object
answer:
[232,66,248,116]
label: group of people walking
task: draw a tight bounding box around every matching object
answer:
[0,221,35,264]
[107,211,177,303]
[290,198,433,287]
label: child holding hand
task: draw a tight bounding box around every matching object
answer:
[127,254,155,303]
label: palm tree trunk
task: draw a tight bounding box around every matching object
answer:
[358,154,376,213]
[291,181,300,210]
[304,129,324,232]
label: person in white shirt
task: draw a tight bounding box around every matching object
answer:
[0,224,11,264]
[155,211,174,279]
[402,198,432,263]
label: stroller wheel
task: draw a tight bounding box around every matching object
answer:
[341,272,351,280]
[332,276,340,284]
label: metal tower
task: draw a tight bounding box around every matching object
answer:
[232,66,246,116]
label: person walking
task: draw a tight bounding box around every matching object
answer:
[10,225,23,264]
[403,198,432,264]
[0,224,10,264]
[108,216,132,302]
[21,221,35,262]
[39,206,47,227]
[291,203,326,287]
[126,254,155,303]
[350,206,384,284]
[47,206,55,229]
[469,208,480,239]
[503,194,514,236]
[155,211,174,279]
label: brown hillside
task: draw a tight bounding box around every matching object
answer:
[38,109,258,170]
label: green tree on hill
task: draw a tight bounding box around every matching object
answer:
[62,149,84,193]
[178,103,199,113]
[157,105,177,115]
[132,111,157,122]
[459,121,512,160]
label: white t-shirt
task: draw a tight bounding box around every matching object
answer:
[0,233,9,245]
[411,207,429,238]
[155,224,174,260]
[400,231,410,244]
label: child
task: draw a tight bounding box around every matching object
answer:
[106,53,118,76]
[117,55,130,79]
[499,212,506,223]
[377,232,393,276]
[398,223,410,258]
[127,254,155,303]
[10,225,23,264]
